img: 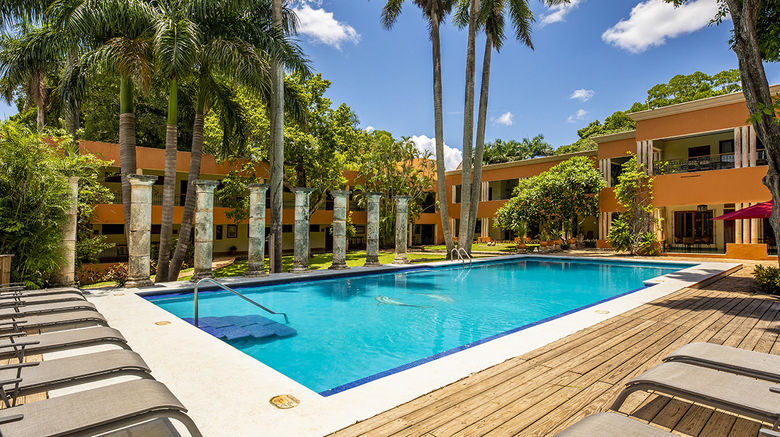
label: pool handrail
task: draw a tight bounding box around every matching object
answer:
[450,248,473,267]
[193,278,289,326]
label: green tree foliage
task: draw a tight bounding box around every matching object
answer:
[354,130,435,248]
[495,156,605,240]
[556,69,742,154]
[0,121,69,286]
[214,163,259,223]
[607,156,659,255]
[482,135,554,164]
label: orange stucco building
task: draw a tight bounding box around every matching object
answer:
[84,86,779,262]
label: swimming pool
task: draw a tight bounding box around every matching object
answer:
[145,257,694,395]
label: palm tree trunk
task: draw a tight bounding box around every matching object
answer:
[36,104,44,132]
[119,76,137,245]
[156,78,178,283]
[467,32,493,245]
[458,0,480,253]
[64,46,80,146]
[169,87,206,280]
[269,0,285,273]
[430,17,455,258]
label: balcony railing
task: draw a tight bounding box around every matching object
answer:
[653,150,769,175]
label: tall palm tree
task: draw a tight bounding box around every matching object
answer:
[456,0,480,253]
[458,0,567,250]
[269,0,285,273]
[167,0,309,280]
[0,23,63,132]
[153,0,199,283]
[66,0,155,242]
[381,0,457,258]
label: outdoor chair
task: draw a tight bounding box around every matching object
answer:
[0,327,129,361]
[0,311,108,333]
[610,362,780,429]
[0,349,152,406]
[0,301,97,319]
[662,342,780,383]
[0,379,202,437]
[0,292,85,305]
[555,412,777,436]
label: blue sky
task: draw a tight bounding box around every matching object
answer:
[2,0,779,170]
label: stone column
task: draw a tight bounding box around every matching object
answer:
[246,184,269,277]
[126,174,157,288]
[393,196,410,264]
[191,180,218,282]
[53,176,79,286]
[329,190,351,270]
[291,188,315,273]
[364,192,382,267]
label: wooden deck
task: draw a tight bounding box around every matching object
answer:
[332,266,780,437]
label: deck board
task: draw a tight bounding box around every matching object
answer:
[331,263,780,437]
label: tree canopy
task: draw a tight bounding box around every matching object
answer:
[495,156,605,240]
[481,135,554,165]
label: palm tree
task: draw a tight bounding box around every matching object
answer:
[167,0,309,280]
[0,23,63,132]
[65,0,155,242]
[458,0,566,250]
[152,0,199,283]
[381,0,457,258]
[269,0,285,273]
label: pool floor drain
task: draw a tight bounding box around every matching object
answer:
[155,321,171,326]
[595,310,610,315]
[270,394,300,409]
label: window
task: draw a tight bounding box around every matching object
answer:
[421,192,436,213]
[101,224,124,235]
[310,224,320,232]
[151,225,161,235]
[216,225,223,240]
[454,185,462,203]
[674,210,714,243]
[227,224,237,239]
[688,145,711,158]
[610,157,630,186]
[282,224,293,233]
[719,140,734,155]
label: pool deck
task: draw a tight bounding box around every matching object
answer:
[330,261,780,437]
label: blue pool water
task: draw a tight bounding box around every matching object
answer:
[146,257,694,395]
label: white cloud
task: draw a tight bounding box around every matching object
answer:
[493,112,514,127]
[409,135,462,171]
[541,0,581,25]
[602,0,719,53]
[363,126,375,133]
[292,2,360,49]
[570,89,595,102]
[567,109,588,123]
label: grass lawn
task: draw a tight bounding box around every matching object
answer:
[423,242,518,253]
[85,251,448,287]
[210,251,448,279]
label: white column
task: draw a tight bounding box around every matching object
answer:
[735,202,743,244]
[246,183,269,277]
[749,125,757,167]
[191,180,218,282]
[329,190,350,270]
[364,193,382,267]
[751,216,760,244]
[393,196,410,264]
[742,126,750,168]
[636,141,644,168]
[735,128,741,168]
[482,217,489,238]
[290,187,315,273]
[126,174,157,288]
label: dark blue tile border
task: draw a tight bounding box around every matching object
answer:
[317,283,653,397]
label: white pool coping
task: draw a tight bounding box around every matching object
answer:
[79,254,739,437]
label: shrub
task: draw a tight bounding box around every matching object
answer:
[607,219,632,252]
[637,232,661,256]
[753,265,780,295]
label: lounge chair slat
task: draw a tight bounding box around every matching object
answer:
[664,342,780,383]
[611,362,780,427]
[0,379,202,437]
[0,327,127,358]
[0,349,151,397]
[0,311,108,332]
[555,412,673,436]
[0,301,96,319]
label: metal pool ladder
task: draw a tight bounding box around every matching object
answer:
[450,247,473,267]
[193,278,289,326]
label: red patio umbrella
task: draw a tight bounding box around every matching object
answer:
[712,200,773,220]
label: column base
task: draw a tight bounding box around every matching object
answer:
[190,272,213,283]
[290,265,310,274]
[329,263,349,270]
[125,278,153,288]
[245,270,268,278]
[393,256,408,265]
[363,261,382,267]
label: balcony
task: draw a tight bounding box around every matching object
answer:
[653,150,768,175]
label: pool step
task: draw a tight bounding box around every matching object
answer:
[182,315,296,341]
